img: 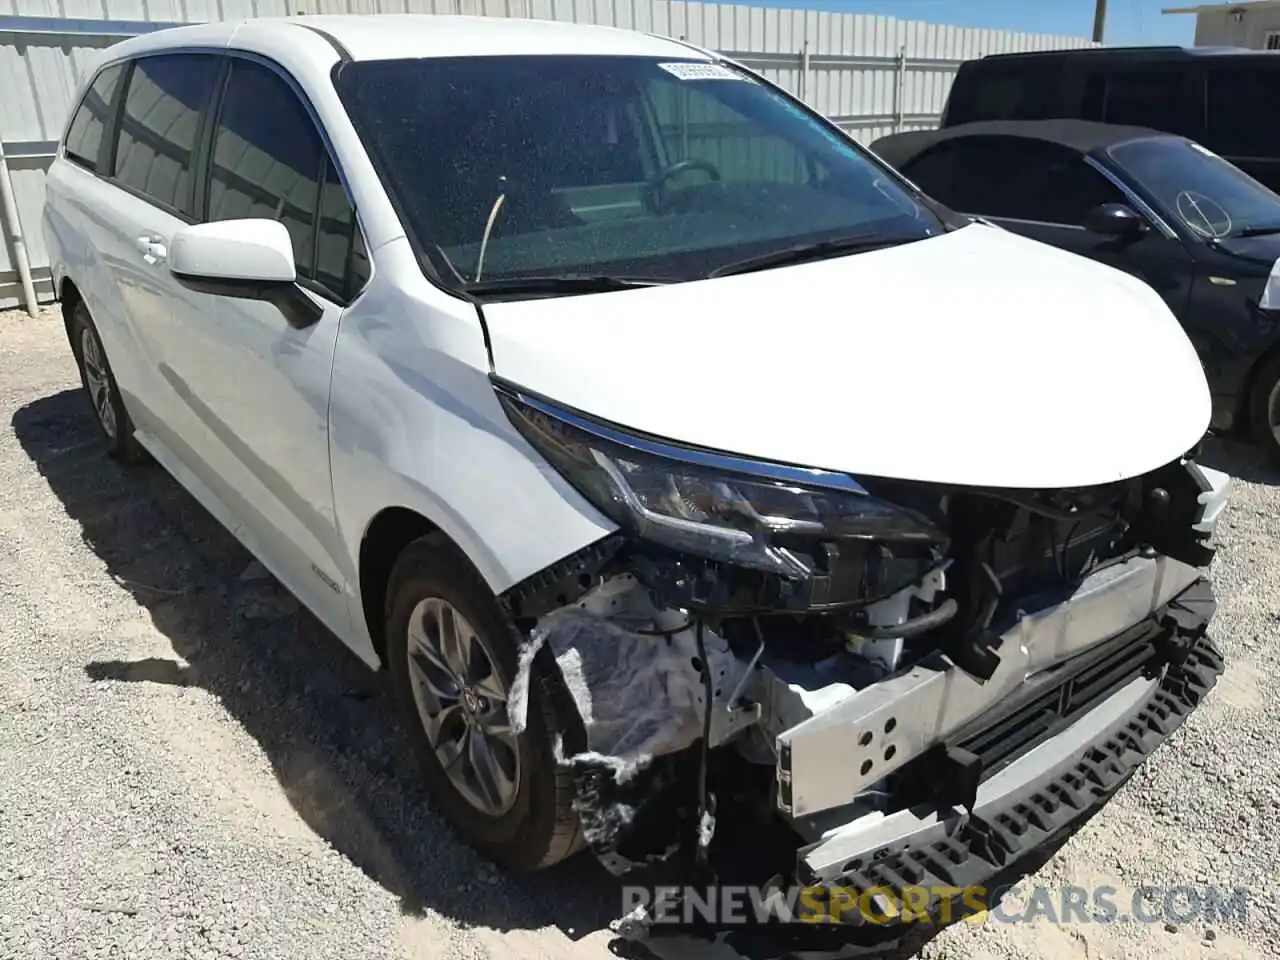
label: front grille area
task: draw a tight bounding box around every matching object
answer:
[799,630,1224,909]
[956,618,1164,775]
[893,578,1215,815]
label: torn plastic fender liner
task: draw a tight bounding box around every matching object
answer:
[506,575,756,874]
[508,578,752,771]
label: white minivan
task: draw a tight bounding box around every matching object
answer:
[44,13,1230,941]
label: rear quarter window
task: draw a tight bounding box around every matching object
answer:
[63,64,126,172]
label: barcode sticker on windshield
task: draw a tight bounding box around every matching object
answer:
[658,62,744,81]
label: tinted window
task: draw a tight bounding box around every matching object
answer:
[336,55,938,289]
[1110,138,1280,239]
[1104,70,1187,134]
[315,155,368,299]
[206,58,366,301]
[970,74,1048,121]
[944,64,1065,125]
[898,143,969,206]
[113,54,221,216]
[904,137,1122,226]
[64,64,125,172]
[1077,74,1107,121]
[1011,146,1123,225]
[207,59,322,279]
[1206,66,1280,157]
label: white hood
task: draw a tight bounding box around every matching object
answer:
[482,224,1211,489]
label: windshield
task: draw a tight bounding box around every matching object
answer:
[335,56,941,291]
[1108,138,1280,240]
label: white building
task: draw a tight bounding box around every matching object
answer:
[1165,1,1280,49]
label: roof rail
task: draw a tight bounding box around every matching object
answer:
[984,44,1188,59]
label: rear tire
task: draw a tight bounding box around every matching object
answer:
[69,301,145,464]
[385,533,582,871]
[1248,354,1280,466]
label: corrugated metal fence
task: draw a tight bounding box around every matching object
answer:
[0,0,1094,311]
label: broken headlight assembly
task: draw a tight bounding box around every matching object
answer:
[496,383,947,610]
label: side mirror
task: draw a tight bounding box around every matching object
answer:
[1083,202,1149,238]
[169,219,321,328]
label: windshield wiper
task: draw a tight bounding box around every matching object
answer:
[1232,224,1280,238]
[461,274,670,297]
[707,233,913,279]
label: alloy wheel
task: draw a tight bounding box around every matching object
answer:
[405,597,521,818]
[80,327,117,440]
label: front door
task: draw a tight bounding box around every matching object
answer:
[155,55,369,636]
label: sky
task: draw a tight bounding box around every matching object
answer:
[733,1,1197,46]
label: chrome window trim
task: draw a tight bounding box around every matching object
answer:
[1084,154,1179,239]
[984,214,1088,231]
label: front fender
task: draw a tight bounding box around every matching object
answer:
[328,251,615,662]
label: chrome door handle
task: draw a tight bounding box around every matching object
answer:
[135,235,167,264]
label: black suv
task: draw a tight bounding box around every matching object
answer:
[942,46,1280,192]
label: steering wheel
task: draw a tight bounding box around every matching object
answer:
[649,158,722,214]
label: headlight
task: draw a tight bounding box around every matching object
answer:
[497,385,944,581]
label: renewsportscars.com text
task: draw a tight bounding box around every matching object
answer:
[622,884,1251,927]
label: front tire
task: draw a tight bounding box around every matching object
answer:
[69,301,144,463]
[1248,354,1280,466]
[385,534,581,871]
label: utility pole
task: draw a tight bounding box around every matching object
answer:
[1092,0,1107,42]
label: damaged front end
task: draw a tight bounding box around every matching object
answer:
[495,383,1231,946]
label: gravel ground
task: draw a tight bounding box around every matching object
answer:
[1,305,1276,960]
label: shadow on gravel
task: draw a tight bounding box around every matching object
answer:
[1199,434,1280,486]
[14,388,1106,960]
[12,388,618,945]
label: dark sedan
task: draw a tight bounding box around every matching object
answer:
[872,119,1280,462]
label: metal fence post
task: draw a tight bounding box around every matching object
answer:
[800,40,810,102]
[893,44,907,134]
[0,139,38,317]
